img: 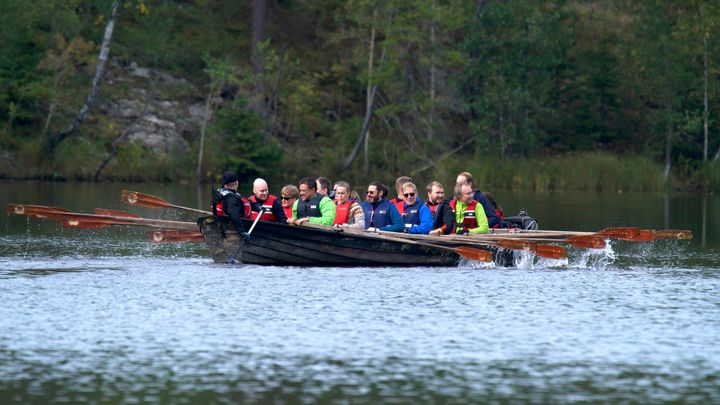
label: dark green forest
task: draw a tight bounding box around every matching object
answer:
[1,0,720,191]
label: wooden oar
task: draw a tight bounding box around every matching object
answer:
[654,229,693,240]
[7,204,197,230]
[121,190,212,215]
[490,238,567,259]
[148,229,204,243]
[392,232,568,259]
[7,204,72,218]
[493,235,607,249]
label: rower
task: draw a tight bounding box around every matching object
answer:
[332,181,365,229]
[389,175,413,212]
[398,182,432,234]
[279,184,299,220]
[362,181,404,232]
[450,183,489,234]
[248,178,287,224]
[425,181,455,235]
[456,171,501,229]
[211,171,251,239]
[288,177,336,226]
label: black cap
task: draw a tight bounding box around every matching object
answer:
[221,171,238,186]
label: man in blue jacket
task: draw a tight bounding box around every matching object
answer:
[398,182,432,234]
[361,181,404,232]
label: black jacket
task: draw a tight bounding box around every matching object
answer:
[426,199,456,235]
[472,190,500,228]
[213,188,248,233]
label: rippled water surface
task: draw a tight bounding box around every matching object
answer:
[1,182,719,404]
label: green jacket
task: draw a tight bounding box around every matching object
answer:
[454,200,489,234]
[292,195,336,226]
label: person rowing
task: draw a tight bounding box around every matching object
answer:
[456,171,501,229]
[248,178,288,224]
[450,182,489,234]
[288,177,336,226]
[211,171,251,239]
[332,181,365,229]
[398,182,432,234]
[362,181,404,232]
[279,184,299,220]
[389,175,413,212]
[425,181,455,235]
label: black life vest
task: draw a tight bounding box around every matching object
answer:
[296,194,323,218]
[212,188,251,218]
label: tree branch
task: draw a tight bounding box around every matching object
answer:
[46,0,121,153]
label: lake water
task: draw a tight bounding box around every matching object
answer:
[1,182,719,404]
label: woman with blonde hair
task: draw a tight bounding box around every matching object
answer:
[332,181,365,229]
[279,184,299,220]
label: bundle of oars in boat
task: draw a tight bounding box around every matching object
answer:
[6,190,693,263]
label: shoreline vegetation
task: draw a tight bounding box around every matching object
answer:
[2,151,718,193]
[2,2,720,192]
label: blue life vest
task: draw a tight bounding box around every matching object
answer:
[400,201,422,230]
[362,198,395,229]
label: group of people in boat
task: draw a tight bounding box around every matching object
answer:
[212,171,514,239]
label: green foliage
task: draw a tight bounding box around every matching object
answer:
[1,0,719,188]
[437,152,667,192]
[208,105,283,182]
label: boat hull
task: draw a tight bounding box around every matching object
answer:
[199,217,462,267]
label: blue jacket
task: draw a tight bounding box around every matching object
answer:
[472,190,501,228]
[361,198,404,232]
[402,201,433,234]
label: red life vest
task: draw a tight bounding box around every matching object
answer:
[390,198,404,213]
[283,205,293,220]
[249,195,278,222]
[450,199,479,232]
[212,188,251,218]
[334,200,352,225]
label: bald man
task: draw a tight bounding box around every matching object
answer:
[248,178,288,223]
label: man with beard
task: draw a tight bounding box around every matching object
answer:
[425,181,455,235]
[361,181,404,232]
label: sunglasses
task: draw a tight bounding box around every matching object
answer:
[280,196,294,200]
[366,191,375,195]
[403,192,416,198]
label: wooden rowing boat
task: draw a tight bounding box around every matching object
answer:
[199,217,465,267]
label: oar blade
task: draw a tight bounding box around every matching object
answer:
[627,229,656,242]
[148,230,204,243]
[566,235,606,249]
[597,227,640,239]
[496,239,536,251]
[121,190,170,209]
[455,246,493,262]
[535,244,567,259]
[62,219,111,229]
[7,204,72,217]
[654,230,693,240]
